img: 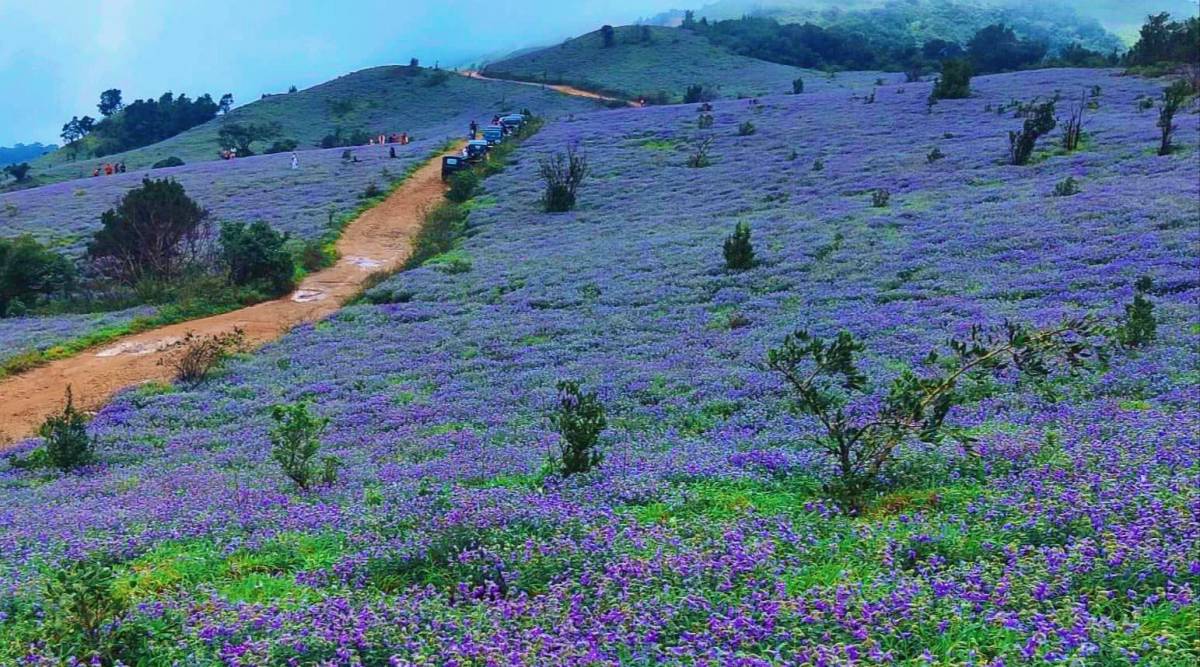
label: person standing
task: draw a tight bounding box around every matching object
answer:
[290,152,299,170]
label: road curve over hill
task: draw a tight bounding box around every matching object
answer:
[460,70,639,107]
[0,145,463,446]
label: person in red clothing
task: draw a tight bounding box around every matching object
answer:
[104,163,113,176]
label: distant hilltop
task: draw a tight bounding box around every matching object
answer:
[0,143,56,166]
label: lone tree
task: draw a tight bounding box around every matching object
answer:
[538,146,589,212]
[1008,100,1056,165]
[601,25,615,48]
[3,162,31,182]
[723,221,755,270]
[1157,80,1192,156]
[87,178,208,284]
[97,88,124,117]
[59,116,95,160]
[270,401,332,490]
[218,93,234,115]
[217,122,280,156]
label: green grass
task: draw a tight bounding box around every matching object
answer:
[483,25,810,102]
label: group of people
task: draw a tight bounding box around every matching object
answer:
[91,162,126,177]
[368,133,410,146]
[219,149,239,160]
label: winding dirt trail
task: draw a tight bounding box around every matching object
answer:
[461,70,639,107]
[0,146,462,446]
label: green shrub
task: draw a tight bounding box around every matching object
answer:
[361,182,382,199]
[1158,80,1192,156]
[687,137,713,168]
[1008,100,1056,165]
[264,139,299,154]
[219,220,295,295]
[926,147,945,163]
[0,234,75,317]
[737,121,756,136]
[41,556,127,658]
[1052,177,1080,197]
[269,402,331,490]
[1113,277,1157,349]
[87,178,207,285]
[698,113,714,129]
[151,156,184,169]
[446,170,480,203]
[723,221,755,270]
[931,59,972,99]
[871,189,891,207]
[551,380,606,476]
[407,202,467,268]
[39,387,93,471]
[792,77,804,94]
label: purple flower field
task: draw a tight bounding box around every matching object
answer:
[0,68,1197,664]
[0,305,158,367]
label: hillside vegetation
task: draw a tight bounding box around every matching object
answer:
[1,67,1196,663]
[483,25,898,103]
[27,67,601,185]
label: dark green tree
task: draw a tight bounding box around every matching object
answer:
[931,59,972,99]
[3,162,31,182]
[551,380,606,475]
[218,220,295,295]
[1157,80,1192,156]
[601,25,615,48]
[723,221,755,270]
[97,88,123,117]
[87,178,208,284]
[40,387,94,471]
[1008,101,1057,165]
[0,235,75,316]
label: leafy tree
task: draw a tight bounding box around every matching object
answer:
[3,162,31,182]
[538,146,588,212]
[0,235,75,317]
[39,387,93,471]
[550,380,606,476]
[59,116,94,160]
[217,121,281,156]
[682,10,696,30]
[931,59,972,99]
[1125,13,1200,67]
[97,88,123,117]
[219,220,295,294]
[218,93,234,114]
[967,23,1048,73]
[687,136,713,168]
[1008,100,1056,165]
[601,25,615,48]
[1157,80,1192,156]
[269,401,331,490]
[723,221,754,270]
[766,319,1103,512]
[87,178,208,284]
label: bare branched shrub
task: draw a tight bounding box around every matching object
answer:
[159,328,246,385]
[687,136,714,168]
[538,147,589,212]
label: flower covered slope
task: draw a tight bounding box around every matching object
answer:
[1,68,1197,664]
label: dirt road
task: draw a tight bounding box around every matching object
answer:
[461,70,639,107]
[0,147,459,446]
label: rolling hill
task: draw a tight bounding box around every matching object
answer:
[482,25,899,103]
[1,66,1196,663]
[25,66,602,186]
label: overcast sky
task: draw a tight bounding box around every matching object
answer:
[0,0,681,146]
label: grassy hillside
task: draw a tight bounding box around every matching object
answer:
[483,25,898,102]
[1,68,1195,663]
[26,66,601,185]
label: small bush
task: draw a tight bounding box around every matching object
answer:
[159,328,246,385]
[264,138,299,154]
[42,556,127,656]
[407,202,467,268]
[296,239,331,272]
[151,156,184,169]
[1158,80,1192,156]
[1052,176,1081,197]
[550,380,606,476]
[792,77,804,94]
[736,121,756,136]
[1113,277,1157,349]
[219,220,295,295]
[1008,100,1057,165]
[446,170,480,203]
[931,59,972,99]
[871,189,891,207]
[361,182,383,199]
[39,387,93,471]
[697,114,714,129]
[683,84,712,104]
[812,158,825,172]
[687,136,713,168]
[538,146,589,213]
[926,147,945,163]
[723,221,755,270]
[269,401,331,490]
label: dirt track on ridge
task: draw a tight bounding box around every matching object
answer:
[0,148,460,446]
[461,71,638,106]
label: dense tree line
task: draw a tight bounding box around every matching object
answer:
[1124,13,1199,68]
[60,89,232,160]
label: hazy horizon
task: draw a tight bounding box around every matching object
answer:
[1,0,1194,146]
